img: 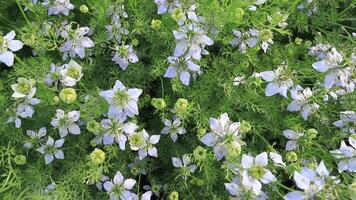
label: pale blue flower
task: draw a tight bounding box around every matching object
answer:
[37,136,65,164]
[0,30,23,67]
[137,130,160,160]
[260,64,294,98]
[112,45,138,70]
[172,154,197,179]
[333,111,356,134]
[24,127,47,149]
[230,29,259,53]
[330,137,356,172]
[103,171,136,200]
[42,0,74,16]
[161,117,186,142]
[287,86,319,120]
[51,109,81,138]
[164,56,201,86]
[101,118,138,149]
[99,80,142,121]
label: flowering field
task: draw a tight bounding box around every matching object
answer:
[0,0,356,199]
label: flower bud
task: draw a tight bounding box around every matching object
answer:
[151,98,166,110]
[193,146,207,161]
[226,141,242,158]
[171,8,184,22]
[235,8,244,20]
[306,128,318,139]
[132,38,139,47]
[240,120,252,134]
[130,167,140,176]
[14,155,27,165]
[87,120,102,133]
[260,29,273,41]
[286,151,298,162]
[59,88,77,104]
[168,191,179,200]
[295,38,303,45]
[174,98,188,112]
[90,148,106,164]
[151,19,162,30]
[80,5,89,13]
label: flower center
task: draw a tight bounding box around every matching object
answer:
[249,165,266,180]
[112,184,124,196]
[45,145,56,154]
[129,133,146,149]
[109,121,124,135]
[118,46,129,57]
[58,116,70,127]
[113,90,130,107]
[68,67,80,79]
[18,82,31,94]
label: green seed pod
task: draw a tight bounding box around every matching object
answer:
[174,98,188,112]
[59,88,77,104]
[80,5,89,13]
[168,191,179,200]
[286,151,298,162]
[14,155,27,165]
[193,146,207,161]
[151,98,166,110]
[151,19,162,30]
[90,148,106,165]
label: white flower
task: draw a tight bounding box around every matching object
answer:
[308,44,332,60]
[173,23,214,60]
[260,64,294,98]
[172,154,197,179]
[0,30,23,67]
[333,111,356,134]
[164,56,202,86]
[200,113,244,161]
[112,45,139,70]
[230,29,259,53]
[59,59,83,87]
[137,130,160,160]
[330,137,356,172]
[312,48,351,89]
[287,86,319,120]
[42,0,74,16]
[241,152,276,195]
[45,64,61,87]
[101,118,138,150]
[161,117,186,142]
[225,177,268,200]
[284,161,337,200]
[11,77,36,99]
[283,129,304,151]
[59,25,95,60]
[37,136,65,164]
[51,109,81,138]
[99,80,142,121]
[24,127,47,149]
[103,171,136,200]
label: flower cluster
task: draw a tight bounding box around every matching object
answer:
[157,0,214,86]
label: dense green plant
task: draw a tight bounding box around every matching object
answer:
[0,0,356,199]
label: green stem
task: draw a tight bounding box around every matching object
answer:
[16,0,31,26]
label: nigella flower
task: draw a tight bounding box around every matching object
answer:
[103,171,136,200]
[45,64,61,87]
[42,0,74,16]
[24,127,47,149]
[59,59,83,87]
[99,80,142,121]
[312,48,351,89]
[111,44,139,70]
[269,152,286,167]
[37,136,65,164]
[173,23,214,60]
[333,111,356,134]
[136,130,160,160]
[241,152,276,195]
[229,29,259,53]
[164,56,202,86]
[11,77,36,99]
[260,63,294,98]
[287,85,319,120]
[308,44,332,60]
[59,24,95,60]
[225,177,268,200]
[330,137,356,172]
[200,113,245,161]
[50,109,81,138]
[284,161,339,200]
[283,129,304,151]
[105,20,129,43]
[172,154,197,180]
[161,117,186,142]
[154,0,169,14]
[101,118,138,150]
[0,30,23,67]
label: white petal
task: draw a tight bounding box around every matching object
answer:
[260,170,276,183]
[0,51,14,66]
[312,60,330,72]
[123,179,136,190]
[284,192,304,200]
[164,66,177,78]
[4,31,16,40]
[55,138,65,147]
[149,135,160,144]
[265,82,280,96]
[260,71,275,82]
[255,152,268,166]
[113,171,124,184]
[285,140,298,151]
[241,154,254,169]
[179,71,191,86]
[128,89,142,99]
[68,124,81,135]
[138,149,148,160]
[54,150,64,159]
[293,171,310,190]
[9,40,24,52]
[148,147,158,157]
[172,157,183,168]
[103,181,114,192]
[200,133,217,147]
[44,154,54,164]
